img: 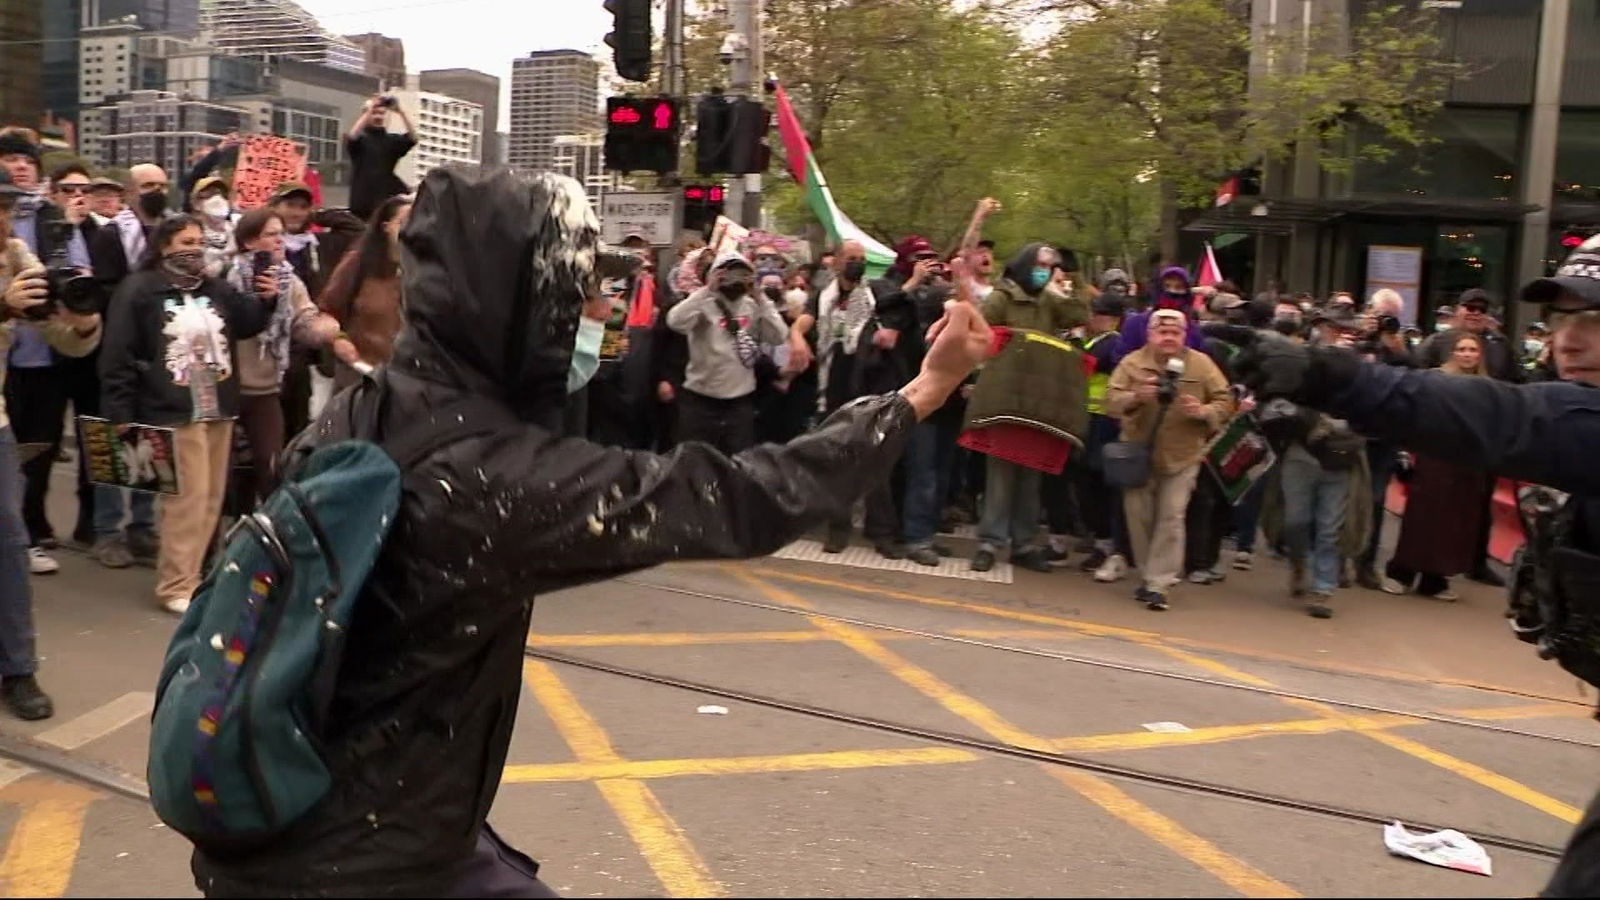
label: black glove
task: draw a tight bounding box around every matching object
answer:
[1231,330,1362,407]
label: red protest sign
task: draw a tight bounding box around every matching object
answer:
[233,135,308,210]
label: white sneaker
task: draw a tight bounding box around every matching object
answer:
[163,596,191,616]
[1232,551,1254,571]
[1380,576,1409,595]
[1094,553,1128,583]
[27,547,59,575]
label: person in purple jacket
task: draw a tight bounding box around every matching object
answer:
[1115,266,1206,362]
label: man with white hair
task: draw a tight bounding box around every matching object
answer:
[1352,287,1416,589]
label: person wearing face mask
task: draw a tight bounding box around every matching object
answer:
[784,241,907,556]
[98,215,279,614]
[0,166,103,719]
[225,207,352,502]
[317,196,412,390]
[1114,266,1207,363]
[90,163,171,289]
[666,252,787,454]
[964,242,1090,573]
[265,182,325,436]
[189,177,237,279]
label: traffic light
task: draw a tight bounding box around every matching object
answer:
[695,91,733,176]
[727,98,772,175]
[682,183,726,235]
[604,0,653,83]
[604,96,680,174]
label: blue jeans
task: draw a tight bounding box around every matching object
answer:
[0,427,37,676]
[978,456,1041,553]
[1231,471,1269,554]
[1281,454,1349,595]
[902,420,956,548]
[93,483,156,540]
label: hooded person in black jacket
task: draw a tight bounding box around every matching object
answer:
[188,168,993,898]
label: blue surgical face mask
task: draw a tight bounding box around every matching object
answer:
[567,317,605,394]
[1029,267,1052,291]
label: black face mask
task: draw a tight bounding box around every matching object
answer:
[138,190,167,218]
[718,280,750,299]
[1272,317,1302,337]
[763,286,783,302]
[842,260,867,283]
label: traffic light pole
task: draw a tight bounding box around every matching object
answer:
[727,0,763,228]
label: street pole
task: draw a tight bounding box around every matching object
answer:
[661,0,686,268]
[1516,0,1571,335]
[726,0,763,228]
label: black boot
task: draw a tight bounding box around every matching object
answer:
[2,675,53,721]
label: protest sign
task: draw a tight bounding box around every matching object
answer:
[77,417,181,495]
[1203,414,1276,505]
[233,135,308,210]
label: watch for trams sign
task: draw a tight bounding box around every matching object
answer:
[600,192,681,247]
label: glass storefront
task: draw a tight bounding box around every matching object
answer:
[1351,107,1524,202]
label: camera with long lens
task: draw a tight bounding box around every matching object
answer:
[1355,314,1402,356]
[1157,357,1184,404]
[24,220,104,321]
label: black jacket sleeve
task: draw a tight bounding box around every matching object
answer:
[89,225,130,289]
[1322,363,1600,496]
[470,391,918,594]
[213,277,276,341]
[97,275,147,425]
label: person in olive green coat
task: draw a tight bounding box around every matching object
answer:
[970,242,1089,573]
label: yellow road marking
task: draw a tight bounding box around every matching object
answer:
[748,565,1592,707]
[0,778,97,898]
[733,569,1299,899]
[1053,713,1417,753]
[1137,644,1585,825]
[522,660,722,897]
[504,747,976,784]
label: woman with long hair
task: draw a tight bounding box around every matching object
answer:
[317,195,411,387]
[226,207,353,500]
[98,215,278,614]
[1382,331,1496,601]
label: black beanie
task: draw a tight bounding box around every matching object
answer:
[0,132,39,168]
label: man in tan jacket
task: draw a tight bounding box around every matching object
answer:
[1107,309,1233,610]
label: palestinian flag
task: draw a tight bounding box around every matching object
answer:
[773,83,896,276]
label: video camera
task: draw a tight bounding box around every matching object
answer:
[1157,357,1184,405]
[22,220,104,321]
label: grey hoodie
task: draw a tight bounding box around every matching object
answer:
[666,251,788,399]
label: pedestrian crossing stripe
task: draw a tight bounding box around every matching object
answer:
[770,539,1013,584]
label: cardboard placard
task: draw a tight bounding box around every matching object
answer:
[77,417,181,495]
[1203,414,1276,505]
[233,135,308,211]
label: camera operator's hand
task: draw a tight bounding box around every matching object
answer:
[657,381,676,403]
[1133,374,1161,405]
[4,266,49,317]
[1177,394,1207,420]
[904,259,933,292]
[253,273,280,301]
[872,327,899,351]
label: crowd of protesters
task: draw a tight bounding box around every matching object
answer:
[0,101,1533,720]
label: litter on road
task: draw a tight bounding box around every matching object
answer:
[1383,821,1493,876]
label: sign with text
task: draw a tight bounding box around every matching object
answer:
[708,215,750,259]
[76,417,181,495]
[233,135,308,211]
[600,192,680,247]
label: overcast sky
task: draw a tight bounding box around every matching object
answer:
[296,0,614,127]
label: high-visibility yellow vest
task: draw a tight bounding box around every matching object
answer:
[1083,331,1113,415]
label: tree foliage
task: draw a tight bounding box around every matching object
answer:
[682,0,1455,268]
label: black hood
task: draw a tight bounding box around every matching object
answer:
[389,167,600,421]
[1002,242,1049,295]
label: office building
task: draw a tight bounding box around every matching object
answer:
[234,58,379,207]
[348,33,406,89]
[81,89,252,177]
[1189,0,1600,331]
[419,68,500,164]
[391,85,482,187]
[0,0,43,127]
[550,133,621,208]
[164,44,270,101]
[77,21,175,109]
[199,0,365,74]
[41,1,200,127]
[85,0,201,34]
[508,49,601,171]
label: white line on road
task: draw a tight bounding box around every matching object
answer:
[0,759,33,790]
[34,692,154,751]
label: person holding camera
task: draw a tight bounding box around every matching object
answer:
[98,215,279,615]
[346,95,417,222]
[0,167,103,719]
[1106,309,1233,611]
[1351,288,1415,589]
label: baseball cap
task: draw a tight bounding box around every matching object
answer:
[88,176,124,193]
[1523,233,1600,310]
[1210,291,1247,313]
[1457,289,1491,312]
[191,175,229,198]
[1149,308,1188,329]
[271,181,313,203]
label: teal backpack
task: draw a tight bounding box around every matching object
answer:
[148,378,499,849]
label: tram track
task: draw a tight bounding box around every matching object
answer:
[617,575,1600,750]
[524,643,1570,860]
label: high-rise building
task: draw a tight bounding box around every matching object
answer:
[391,84,482,188]
[42,1,201,127]
[508,49,601,172]
[550,133,622,209]
[85,0,202,34]
[164,44,270,101]
[199,0,366,74]
[347,33,406,89]
[77,22,173,109]
[419,68,500,164]
[0,0,44,127]
[81,89,253,177]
